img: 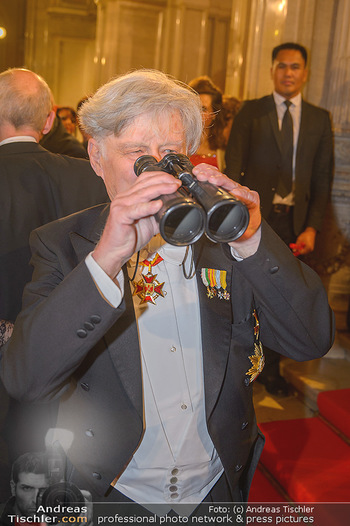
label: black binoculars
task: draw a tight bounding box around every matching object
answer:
[134,153,249,246]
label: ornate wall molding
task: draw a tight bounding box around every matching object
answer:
[94,0,231,89]
[24,0,97,107]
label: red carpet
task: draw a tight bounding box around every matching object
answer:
[259,417,350,502]
[317,388,350,438]
[249,466,287,502]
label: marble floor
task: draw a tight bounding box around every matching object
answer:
[254,328,350,423]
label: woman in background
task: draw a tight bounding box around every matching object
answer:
[188,76,226,170]
[188,76,241,172]
[56,106,77,136]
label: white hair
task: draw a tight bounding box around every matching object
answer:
[79,69,203,155]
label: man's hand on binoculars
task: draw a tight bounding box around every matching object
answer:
[92,170,181,281]
[192,163,262,243]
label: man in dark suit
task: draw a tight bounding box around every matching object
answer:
[39,114,88,159]
[0,67,108,497]
[225,42,334,395]
[1,70,334,520]
[0,67,108,323]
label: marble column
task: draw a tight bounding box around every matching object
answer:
[225,0,288,99]
[322,0,350,330]
[24,0,97,106]
[299,0,350,333]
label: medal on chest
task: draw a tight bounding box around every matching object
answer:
[132,253,166,305]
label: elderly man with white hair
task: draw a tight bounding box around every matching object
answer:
[1,69,334,521]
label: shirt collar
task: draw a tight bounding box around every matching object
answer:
[273,91,302,108]
[129,235,187,269]
[0,136,37,147]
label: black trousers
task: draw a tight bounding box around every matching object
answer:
[266,205,295,246]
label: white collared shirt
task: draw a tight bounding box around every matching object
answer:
[86,238,223,514]
[0,136,37,146]
[84,232,261,513]
[272,91,302,205]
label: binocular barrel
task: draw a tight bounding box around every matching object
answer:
[134,155,205,246]
[134,153,249,246]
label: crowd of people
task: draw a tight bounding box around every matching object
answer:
[0,42,334,525]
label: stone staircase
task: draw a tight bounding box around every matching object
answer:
[254,299,350,420]
[281,326,350,411]
[250,311,350,510]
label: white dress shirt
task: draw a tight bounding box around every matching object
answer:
[84,230,261,514]
[86,237,223,514]
[272,91,302,206]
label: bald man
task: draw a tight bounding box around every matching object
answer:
[0,68,108,323]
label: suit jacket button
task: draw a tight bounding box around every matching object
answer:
[241,421,248,430]
[77,329,87,338]
[92,472,102,480]
[269,266,279,274]
[90,315,101,324]
[85,429,94,438]
[84,322,94,331]
[244,377,250,387]
[235,464,243,472]
[81,382,90,391]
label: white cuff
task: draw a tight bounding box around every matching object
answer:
[85,252,124,308]
[229,226,261,260]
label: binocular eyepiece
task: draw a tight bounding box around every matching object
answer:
[134,153,249,246]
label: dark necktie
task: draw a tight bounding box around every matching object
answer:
[278,99,293,197]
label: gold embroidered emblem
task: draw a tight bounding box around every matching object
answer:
[246,309,265,383]
[247,342,265,383]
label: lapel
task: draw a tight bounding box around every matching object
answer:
[266,94,283,154]
[69,204,109,259]
[295,99,310,174]
[194,239,233,419]
[69,212,235,421]
[69,205,143,417]
[103,268,143,416]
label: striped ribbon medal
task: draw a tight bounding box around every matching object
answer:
[200,268,230,300]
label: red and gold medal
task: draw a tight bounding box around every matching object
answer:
[132,253,166,305]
